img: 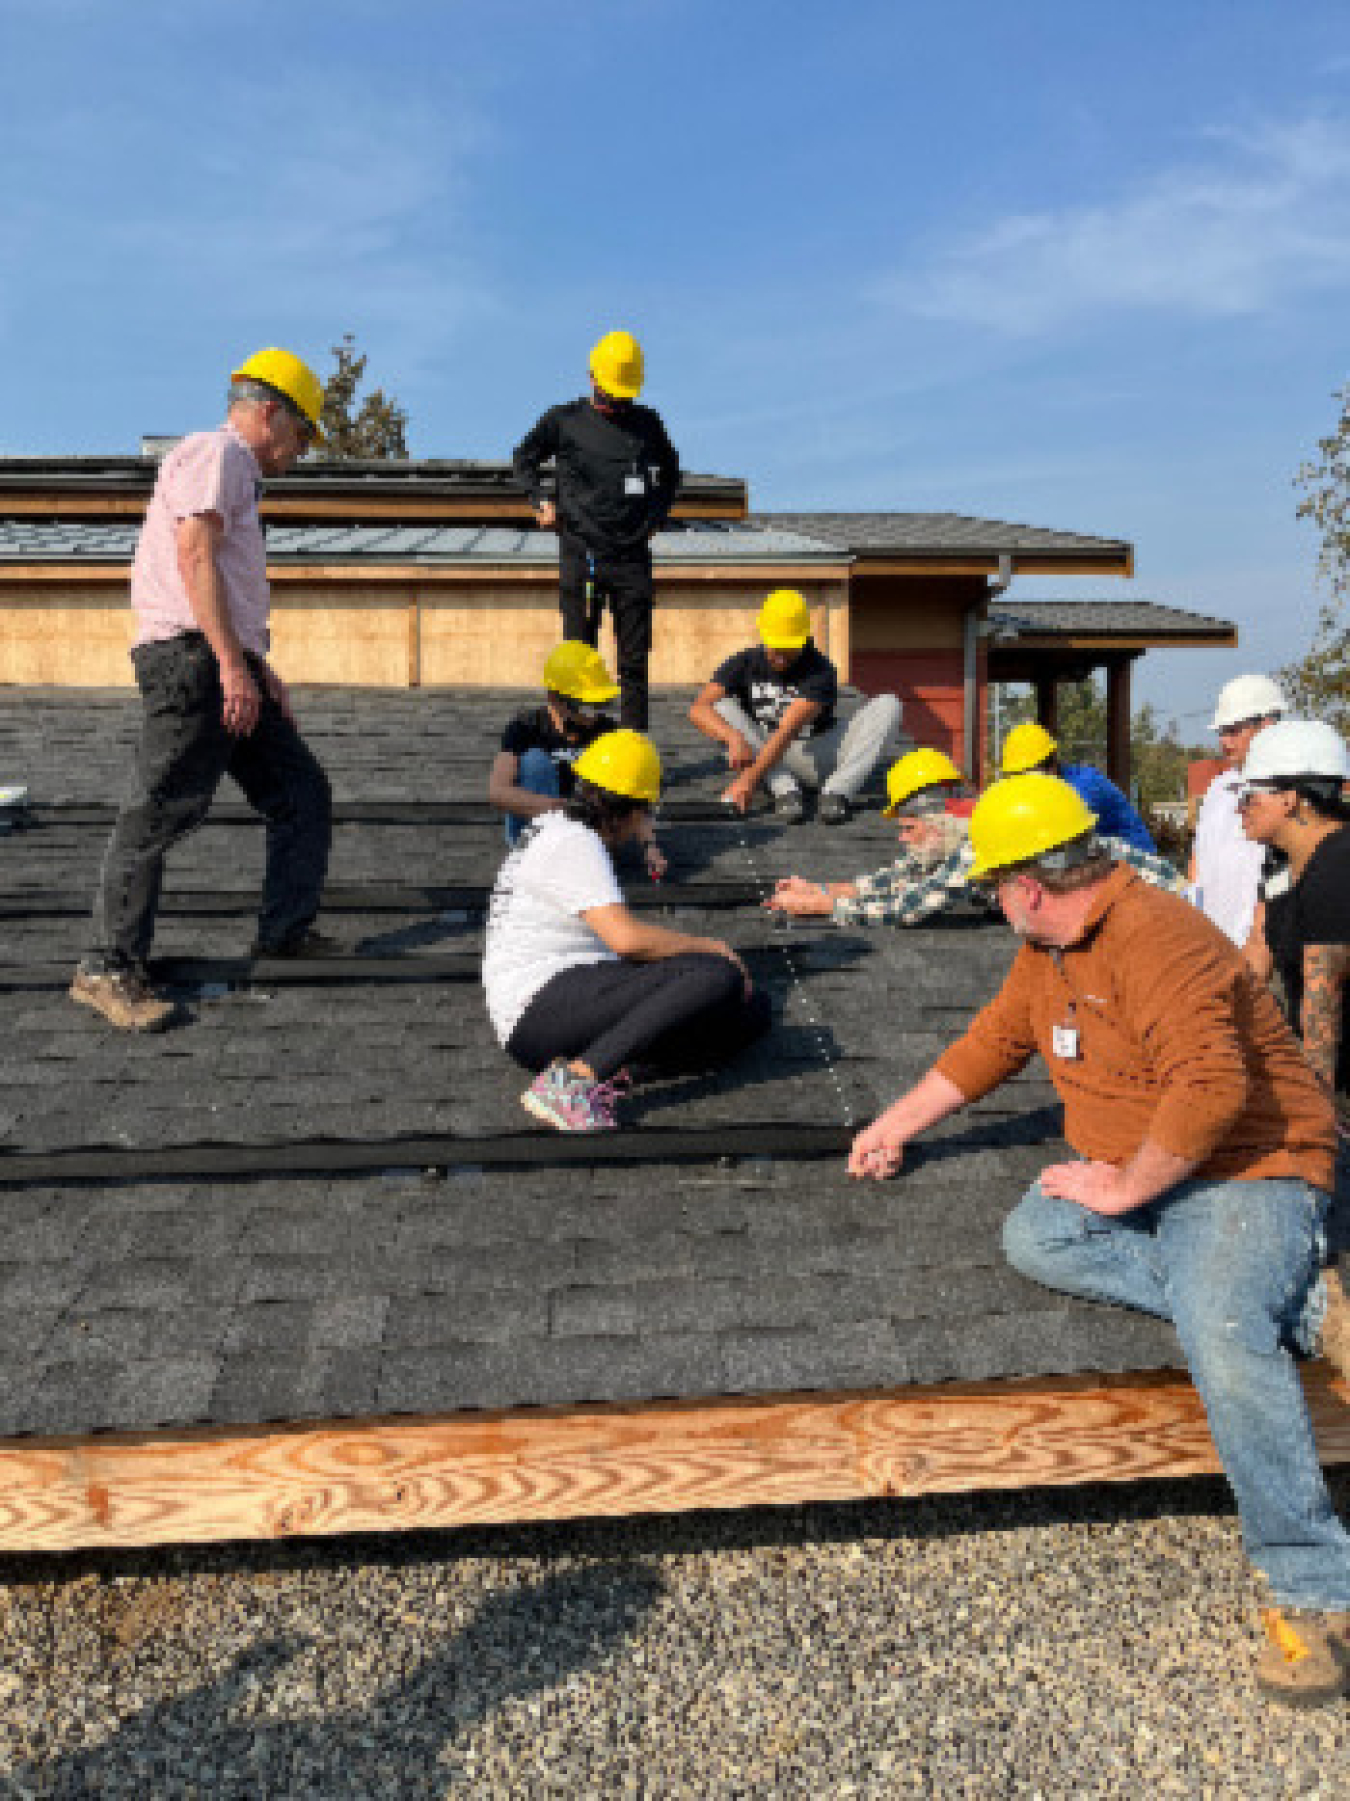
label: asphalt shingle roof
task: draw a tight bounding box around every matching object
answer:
[754,511,1131,559]
[0,688,1205,1441]
[0,454,745,505]
[0,519,842,566]
[990,598,1235,640]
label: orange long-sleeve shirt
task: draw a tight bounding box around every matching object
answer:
[935,867,1336,1191]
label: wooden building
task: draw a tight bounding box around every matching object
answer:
[0,456,1235,785]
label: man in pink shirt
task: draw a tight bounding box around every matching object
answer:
[72,349,334,1031]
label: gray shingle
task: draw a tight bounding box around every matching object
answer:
[0,688,1210,1442]
[754,510,1131,560]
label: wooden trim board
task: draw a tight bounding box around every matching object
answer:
[991,632,1238,653]
[0,560,851,589]
[852,554,1133,578]
[0,495,747,523]
[1,1366,1346,1554]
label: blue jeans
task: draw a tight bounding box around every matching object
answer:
[504,749,561,848]
[1004,1175,1350,1611]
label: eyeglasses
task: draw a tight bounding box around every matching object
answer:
[1236,786,1280,810]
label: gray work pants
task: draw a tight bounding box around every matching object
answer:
[88,634,332,968]
[714,693,903,799]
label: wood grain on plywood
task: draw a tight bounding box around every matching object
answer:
[0,1368,1345,1554]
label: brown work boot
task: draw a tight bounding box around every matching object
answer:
[1316,1260,1350,1383]
[69,965,176,1033]
[1256,1607,1350,1707]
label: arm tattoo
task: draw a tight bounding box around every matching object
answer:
[1301,944,1350,1091]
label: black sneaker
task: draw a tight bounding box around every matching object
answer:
[250,927,343,960]
[774,792,807,824]
[818,793,851,825]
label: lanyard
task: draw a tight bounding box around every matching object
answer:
[1050,949,1080,1060]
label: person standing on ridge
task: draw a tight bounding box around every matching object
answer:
[513,331,680,732]
[71,348,334,1033]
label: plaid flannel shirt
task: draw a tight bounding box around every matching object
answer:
[831,828,1193,928]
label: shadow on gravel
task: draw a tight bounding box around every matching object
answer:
[5,1559,663,1797]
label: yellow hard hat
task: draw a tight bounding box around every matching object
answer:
[882,748,964,817]
[1001,719,1058,775]
[589,330,644,400]
[543,641,620,705]
[966,773,1098,882]
[230,347,327,443]
[757,588,813,651]
[573,729,662,804]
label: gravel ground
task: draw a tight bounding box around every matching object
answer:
[3,1475,1350,1797]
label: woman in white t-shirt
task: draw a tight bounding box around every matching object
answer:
[483,730,772,1132]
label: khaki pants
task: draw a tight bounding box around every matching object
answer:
[714,693,904,800]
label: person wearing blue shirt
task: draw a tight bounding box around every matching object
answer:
[1000,720,1155,853]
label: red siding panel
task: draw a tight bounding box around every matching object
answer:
[852,650,968,763]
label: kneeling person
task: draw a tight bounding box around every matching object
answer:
[1002,719,1154,852]
[483,730,771,1133]
[848,773,1350,1705]
[689,588,901,824]
[768,749,1187,925]
[489,641,665,878]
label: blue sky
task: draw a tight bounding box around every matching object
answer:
[3,0,1348,731]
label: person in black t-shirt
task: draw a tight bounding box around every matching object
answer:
[512,331,680,733]
[1239,719,1350,1103]
[489,641,666,876]
[688,588,902,824]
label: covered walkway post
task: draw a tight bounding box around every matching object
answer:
[1105,656,1136,790]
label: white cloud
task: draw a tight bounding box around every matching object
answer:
[876,118,1350,336]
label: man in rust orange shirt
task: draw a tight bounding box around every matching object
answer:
[849,772,1350,1707]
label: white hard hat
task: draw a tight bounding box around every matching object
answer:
[1242,718,1348,787]
[1210,673,1287,732]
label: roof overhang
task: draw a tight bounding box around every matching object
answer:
[850,548,1134,578]
[0,457,748,524]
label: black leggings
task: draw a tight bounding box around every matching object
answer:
[506,953,772,1082]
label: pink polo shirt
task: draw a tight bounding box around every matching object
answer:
[131,424,271,656]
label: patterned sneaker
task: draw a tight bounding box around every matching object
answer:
[1255,1607,1350,1707]
[69,964,176,1033]
[521,1063,626,1133]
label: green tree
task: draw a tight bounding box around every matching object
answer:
[319,333,409,460]
[988,676,1203,828]
[1282,384,1350,731]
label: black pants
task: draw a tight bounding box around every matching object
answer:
[558,535,653,731]
[507,952,772,1082]
[89,634,332,967]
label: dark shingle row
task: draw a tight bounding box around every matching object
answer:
[0,691,1185,1440]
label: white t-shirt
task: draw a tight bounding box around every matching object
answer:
[482,813,624,1043]
[1193,767,1264,947]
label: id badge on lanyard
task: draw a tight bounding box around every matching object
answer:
[1050,952,1080,1059]
[1052,1019,1080,1060]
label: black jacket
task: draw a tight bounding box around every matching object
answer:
[512,397,680,559]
